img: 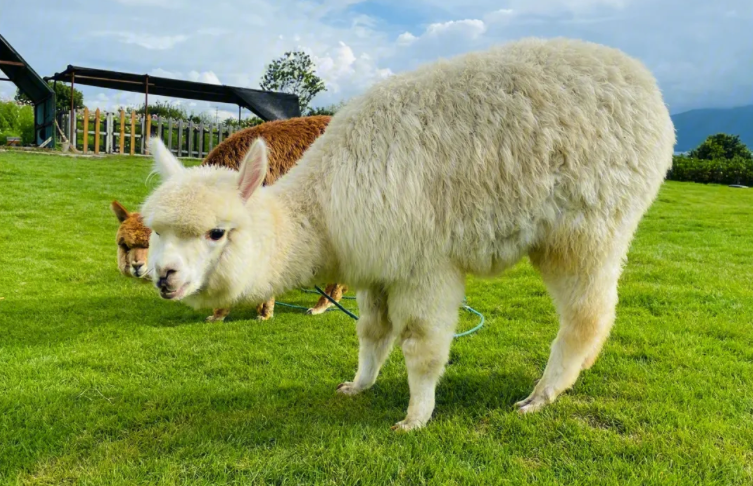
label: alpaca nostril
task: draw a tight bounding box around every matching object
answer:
[132,263,144,271]
[157,268,177,288]
[158,267,176,278]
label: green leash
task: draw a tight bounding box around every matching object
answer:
[276,286,485,338]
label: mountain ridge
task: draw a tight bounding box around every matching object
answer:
[671,104,753,153]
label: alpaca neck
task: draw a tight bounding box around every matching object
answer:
[242,186,335,302]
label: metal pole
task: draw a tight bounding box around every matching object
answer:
[238,105,241,123]
[70,72,75,142]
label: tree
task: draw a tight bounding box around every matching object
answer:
[223,117,264,129]
[260,51,326,114]
[688,133,752,161]
[305,100,346,116]
[132,101,215,124]
[134,100,188,121]
[15,81,84,113]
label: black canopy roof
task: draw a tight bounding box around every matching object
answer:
[0,33,54,104]
[46,65,301,121]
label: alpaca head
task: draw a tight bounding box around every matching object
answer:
[111,200,152,279]
[140,136,269,302]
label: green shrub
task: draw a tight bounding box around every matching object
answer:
[668,155,753,186]
[0,101,35,145]
[18,105,34,143]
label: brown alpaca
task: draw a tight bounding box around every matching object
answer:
[111,115,347,321]
[111,200,151,279]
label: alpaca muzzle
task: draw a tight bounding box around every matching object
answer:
[156,268,187,299]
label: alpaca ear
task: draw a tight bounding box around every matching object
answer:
[111,200,130,223]
[238,138,268,202]
[149,136,184,180]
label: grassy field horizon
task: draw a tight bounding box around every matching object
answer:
[1,150,752,485]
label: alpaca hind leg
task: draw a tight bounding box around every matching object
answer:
[256,297,275,321]
[206,308,230,322]
[307,283,348,316]
[388,269,465,431]
[337,286,394,395]
[516,247,623,414]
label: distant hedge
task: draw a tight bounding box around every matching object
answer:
[667,155,753,186]
[0,101,34,145]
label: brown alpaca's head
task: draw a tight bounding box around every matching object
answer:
[111,200,152,279]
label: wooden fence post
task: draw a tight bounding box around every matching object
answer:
[208,123,215,152]
[71,109,77,150]
[105,113,111,154]
[82,107,89,154]
[188,121,194,157]
[146,116,152,155]
[197,123,204,159]
[167,118,173,152]
[109,112,114,154]
[130,110,136,156]
[140,116,145,154]
[94,108,101,154]
[178,120,184,157]
[119,108,125,154]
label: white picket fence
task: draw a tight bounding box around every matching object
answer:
[59,108,242,158]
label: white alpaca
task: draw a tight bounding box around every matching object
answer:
[141,37,675,431]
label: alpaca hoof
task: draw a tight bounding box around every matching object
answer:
[336,382,362,395]
[391,418,427,432]
[256,314,273,321]
[306,306,328,316]
[514,390,552,414]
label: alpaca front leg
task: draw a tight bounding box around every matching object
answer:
[206,308,230,322]
[391,324,456,431]
[307,283,348,315]
[387,270,464,431]
[336,287,394,395]
[256,297,276,321]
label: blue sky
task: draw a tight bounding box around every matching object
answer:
[1,0,751,121]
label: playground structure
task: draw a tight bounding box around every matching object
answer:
[1,33,302,150]
[0,34,56,147]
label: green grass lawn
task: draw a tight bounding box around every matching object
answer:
[1,150,752,485]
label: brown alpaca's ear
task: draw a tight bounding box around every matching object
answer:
[111,200,130,223]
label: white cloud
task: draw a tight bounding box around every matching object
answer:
[115,0,183,6]
[150,68,180,78]
[352,14,378,28]
[149,68,221,85]
[187,70,222,85]
[197,27,229,36]
[394,19,487,52]
[424,19,487,38]
[396,32,418,46]
[309,41,393,97]
[91,31,189,50]
[484,9,515,24]
[0,83,16,101]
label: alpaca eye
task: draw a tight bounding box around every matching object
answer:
[120,243,129,252]
[208,229,225,241]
